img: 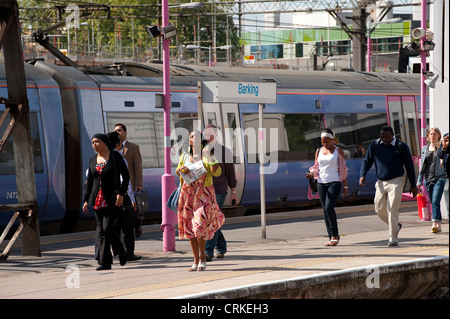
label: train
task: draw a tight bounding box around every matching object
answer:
[0,60,422,234]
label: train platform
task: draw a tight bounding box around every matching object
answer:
[0,201,448,301]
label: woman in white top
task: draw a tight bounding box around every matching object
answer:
[306,128,348,246]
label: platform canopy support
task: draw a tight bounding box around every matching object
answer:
[0,0,40,260]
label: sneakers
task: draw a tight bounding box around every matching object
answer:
[205,253,225,262]
[387,241,398,247]
[387,223,402,247]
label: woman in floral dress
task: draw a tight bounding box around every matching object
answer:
[176,130,225,271]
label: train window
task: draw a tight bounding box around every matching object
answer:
[323,113,388,159]
[106,112,198,168]
[207,112,217,127]
[242,112,388,163]
[242,113,323,163]
[0,112,44,175]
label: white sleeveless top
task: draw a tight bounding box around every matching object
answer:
[318,148,340,183]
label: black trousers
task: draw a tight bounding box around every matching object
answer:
[114,208,136,257]
[94,206,125,267]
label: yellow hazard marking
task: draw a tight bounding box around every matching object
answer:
[74,244,448,299]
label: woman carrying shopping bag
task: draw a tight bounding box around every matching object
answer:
[306,128,348,246]
[417,128,446,233]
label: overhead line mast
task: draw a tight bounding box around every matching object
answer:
[19,1,423,19]
[19,0,426,71]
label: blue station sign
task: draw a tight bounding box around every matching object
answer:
[201,81,277,104]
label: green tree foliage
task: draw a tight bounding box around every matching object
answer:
[18,0,239,59]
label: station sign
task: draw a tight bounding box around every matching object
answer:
[201,81,277,104]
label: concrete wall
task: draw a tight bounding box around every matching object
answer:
[192,256,448,299]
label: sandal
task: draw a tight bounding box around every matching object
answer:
[188,264,198,271]
[431,222,442,233]
[325,235,340,246]
[198,261,207,271]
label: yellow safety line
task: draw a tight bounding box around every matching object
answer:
[74,244,448,299]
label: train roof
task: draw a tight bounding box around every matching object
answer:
[0,58,59,88]
[1,60,421,94]
[88,62,421,94]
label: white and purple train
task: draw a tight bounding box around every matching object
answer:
[0,61,422,234]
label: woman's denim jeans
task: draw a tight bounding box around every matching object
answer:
[317,181,341,239]
[425,177,446,222]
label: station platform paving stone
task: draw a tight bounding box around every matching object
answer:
[0,201,448,300]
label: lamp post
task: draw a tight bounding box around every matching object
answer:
[419,0,427,149]
[160,0,176,252]
[159,1,203,252]
[366,17,402,72]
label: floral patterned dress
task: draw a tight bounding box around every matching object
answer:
[177,162,225,240]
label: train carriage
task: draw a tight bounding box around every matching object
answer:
[0,61,422,234]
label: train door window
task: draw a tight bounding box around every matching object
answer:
[391,111,402,140]
[0,112,43,175]
[387,96,419,157]
[203,103,244,164]
[106,112,198,168]
[223,106,244,165]
[206,112,217,127]
[170,112,199,158]
[227,112,237,131]
[402,97,420,157]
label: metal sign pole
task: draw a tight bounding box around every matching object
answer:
[259,103,266,239]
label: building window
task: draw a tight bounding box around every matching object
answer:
[250,44,283,60]
[295,43,304,57]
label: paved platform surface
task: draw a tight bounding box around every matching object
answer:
[0,202,448,300]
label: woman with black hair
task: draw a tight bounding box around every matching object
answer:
[175,130,225,271]
[306,128,348,246]
[82,133,129,270]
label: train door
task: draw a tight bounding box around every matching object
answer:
[387,96,420,157]
[202,103,245,206]
[387,96,420,189]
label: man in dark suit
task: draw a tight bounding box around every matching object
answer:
[114,123,144,255]
[114,123,143,194]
